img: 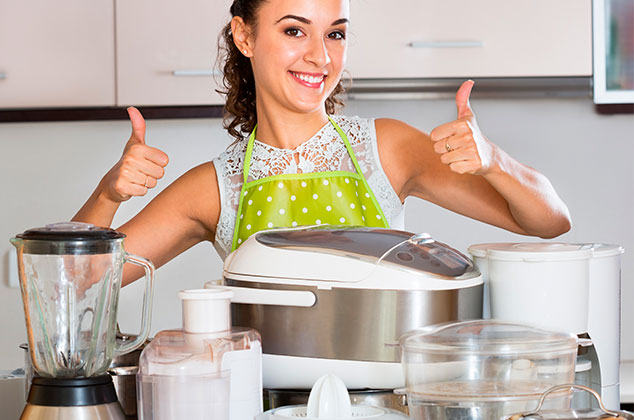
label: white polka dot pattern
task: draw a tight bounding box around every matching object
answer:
[235,175,387,247]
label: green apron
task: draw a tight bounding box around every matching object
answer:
[231,117,389,251]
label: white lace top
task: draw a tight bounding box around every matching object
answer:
[212,115,404,259]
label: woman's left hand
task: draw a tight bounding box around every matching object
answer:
[430,80,496,176]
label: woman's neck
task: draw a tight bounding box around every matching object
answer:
[253,99,330,150]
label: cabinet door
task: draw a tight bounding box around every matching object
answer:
[346,0,592,79]
[116,0,231,106]
[0,0,115,108]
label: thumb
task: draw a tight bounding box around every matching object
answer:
[127,107,146,144]
[456,80,475,119]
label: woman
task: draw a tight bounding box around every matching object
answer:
[73,0,571,284]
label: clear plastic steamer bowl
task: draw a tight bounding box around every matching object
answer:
[400,320,579,420]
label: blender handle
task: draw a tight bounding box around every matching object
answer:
[114,253,155,356]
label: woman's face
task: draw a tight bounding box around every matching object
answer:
[248,0,349,114]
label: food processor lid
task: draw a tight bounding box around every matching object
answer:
[484,243,593,262]
[399,319,578,355]
[15,222,125,254]
[226,226,479,282]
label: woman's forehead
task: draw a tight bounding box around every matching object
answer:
[257,0,350,24]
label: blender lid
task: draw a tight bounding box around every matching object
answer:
[399,319,578,355]
[14,222,125,254]
[483,243,593,262]
[16,222,125,241]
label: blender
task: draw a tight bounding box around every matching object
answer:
[11,222,155,420]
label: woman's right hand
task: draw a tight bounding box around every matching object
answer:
[101,107,169,203]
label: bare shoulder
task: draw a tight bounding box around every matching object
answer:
[374,118,436,200]
[165,161,221,238]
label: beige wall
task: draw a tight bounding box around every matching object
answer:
[1,97,633,372]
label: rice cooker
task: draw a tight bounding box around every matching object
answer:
[215,226,483,389]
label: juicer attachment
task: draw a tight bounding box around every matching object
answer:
[257,374,408,419]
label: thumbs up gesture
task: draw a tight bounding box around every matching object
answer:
[430,80,494,175]
[101,107,169,203]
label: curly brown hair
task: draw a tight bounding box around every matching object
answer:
[217,0,347,142]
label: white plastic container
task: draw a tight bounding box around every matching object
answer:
[137,288,262,420]
[467,243,515,319]
[473,243,593,334]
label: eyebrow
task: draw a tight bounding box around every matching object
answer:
[275,15,349,26]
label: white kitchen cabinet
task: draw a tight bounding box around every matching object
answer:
[0,0,115,108]
[346,0,592,79]
[115,0,231,106]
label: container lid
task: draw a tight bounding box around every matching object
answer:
[484,243,592,262]
[400,320,578,355]
[13,222,125,255]
[581,243,624,258]
[467,243,515,258]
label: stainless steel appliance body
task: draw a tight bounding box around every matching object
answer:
[219,227,484,389]
[20,376,125,420]
[228,279,482,362]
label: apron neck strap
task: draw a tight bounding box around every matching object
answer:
[243,116,364,183]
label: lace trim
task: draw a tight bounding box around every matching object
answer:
[213,115,403,259]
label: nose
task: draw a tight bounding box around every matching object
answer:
[304,36,331,67]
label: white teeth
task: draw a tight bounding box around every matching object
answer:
[292,72,324,84]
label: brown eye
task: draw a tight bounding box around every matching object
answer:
[328,30,346,40]
[284,27,303,37]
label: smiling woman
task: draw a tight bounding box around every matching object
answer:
[72,0,572,282]
[219,0,349,144]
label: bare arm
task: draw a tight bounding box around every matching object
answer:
[115,162,220,286]
[72,108,220,285]
[377,81,571,239]
[73,107,169,228]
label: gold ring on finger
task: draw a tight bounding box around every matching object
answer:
[445,140,453,152]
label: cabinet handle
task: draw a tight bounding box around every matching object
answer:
[0,73,7,80]
[408,41,484,48]
[171,70,221,77]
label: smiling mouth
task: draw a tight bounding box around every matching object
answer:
[290,71,326,87]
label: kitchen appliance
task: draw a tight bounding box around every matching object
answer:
[137,288,262,420]
[400,320,580,420]
[11,222,155,420]
[265,388,409,414]
[19,333,147,418]
[216,226,483,390]
[468,242,624,409]
[505,384,634,420]
[256,374,409,419]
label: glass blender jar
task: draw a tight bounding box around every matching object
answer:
[11,222,154,419]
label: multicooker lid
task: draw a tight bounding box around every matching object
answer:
[223,226,482,290]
